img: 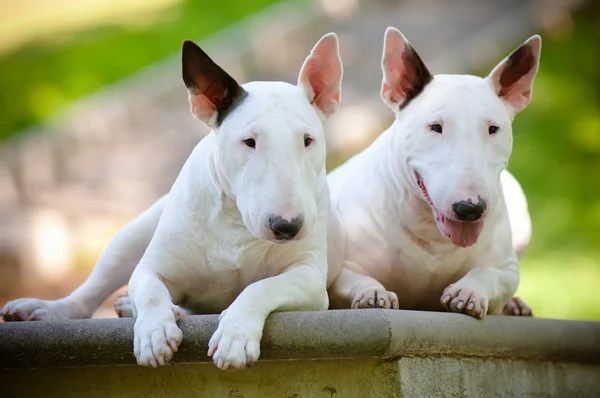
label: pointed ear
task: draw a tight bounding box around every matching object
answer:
[381,27,433,112]
[298,33,343,119]
[182,40,247,127]
[486,35,541,114]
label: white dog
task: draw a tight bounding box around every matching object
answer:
[326,28,541,319]
[2,33,344,370]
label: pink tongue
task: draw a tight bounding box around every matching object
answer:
[437,217,484,248]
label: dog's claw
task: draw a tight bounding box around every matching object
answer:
[351,285,399,309]
[441,284,488,319]
[133,306,183,367]
[501,296,533,317]
[209,311,262,370]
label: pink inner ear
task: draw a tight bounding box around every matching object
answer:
[383,58,414,104]
[381,30,431,108]
[194,76,227,105]
[498,45,535,96]
[190,94,218,121]
[490,41,539,112]
[307,60,339,110]
[300,38,342,116]
[189,75,227,120]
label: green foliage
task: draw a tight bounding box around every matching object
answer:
[0,0,279,140]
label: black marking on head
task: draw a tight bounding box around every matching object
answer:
[181,40,248,126]
[399,44,433,110]
[215,89,248,126]
[498,43,535,96]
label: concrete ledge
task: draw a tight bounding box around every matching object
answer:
[1,309,599,369]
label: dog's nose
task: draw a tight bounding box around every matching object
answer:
[452,196,487,222]
[269,215,303,240]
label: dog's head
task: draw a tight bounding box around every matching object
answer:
[380,27,541,248]
[182,34,342,243]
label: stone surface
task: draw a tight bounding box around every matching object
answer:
[398,357,600,398]
[1,310,599,397]
[1,359,402,398]
[1,310,599,368]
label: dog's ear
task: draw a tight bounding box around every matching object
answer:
[486,35,541,114]
[298,33,343,119]
[381,27,433,112]
[182,40,247,127]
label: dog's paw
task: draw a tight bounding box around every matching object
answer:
[351,285,399,309]
[501,296,533,317]
[208,312,262,370]
[114,292,134,318]
[133,306,184,367]
[441,284,488,319]
[1,298,78,322]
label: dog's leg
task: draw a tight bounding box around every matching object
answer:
[129,266,184,368]
[113,290,191,318]
[328,267,399,310]
[440,262,519,319]
[1,196,166,322]
[208,264,328,370]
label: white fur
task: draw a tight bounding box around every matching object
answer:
[2,33,344,370]
[327,28,541,319]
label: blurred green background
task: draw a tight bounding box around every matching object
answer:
[502,5,600,320]
[0,0,278,140]
[0,0,598,320]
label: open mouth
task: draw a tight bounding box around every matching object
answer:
[414,172,484,248]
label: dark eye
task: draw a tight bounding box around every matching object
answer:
[488,125,499,135]
[430,123,443,134]
[304,135,314,147]
[243,138,256,148]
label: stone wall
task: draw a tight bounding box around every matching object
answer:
[1,310,599,397]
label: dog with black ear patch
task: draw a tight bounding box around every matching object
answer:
[3,33,344,370]
[327,28,540,319]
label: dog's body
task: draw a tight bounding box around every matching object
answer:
[327,28,541,318]
[2,34,344,370]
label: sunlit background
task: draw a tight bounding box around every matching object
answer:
[0,0,598,320]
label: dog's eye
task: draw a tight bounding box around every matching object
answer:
[304,135,314,147]
[243,138,256,148]
[488,125,499,135]
[430,123,443,134]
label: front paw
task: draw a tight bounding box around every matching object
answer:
[351,285,399,309]
[208,312,262,370]
[134,306,184,367]
[441,284,488,319]
[501,296,533,317]
[1,298,82,321]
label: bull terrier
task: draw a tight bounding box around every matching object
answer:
[327,28,541,319]
[2,33,344,370]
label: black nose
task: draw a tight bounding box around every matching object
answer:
[452,196,487,222]
[268,215,303,240]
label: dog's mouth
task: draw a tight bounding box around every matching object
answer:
[414,172,483,248]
